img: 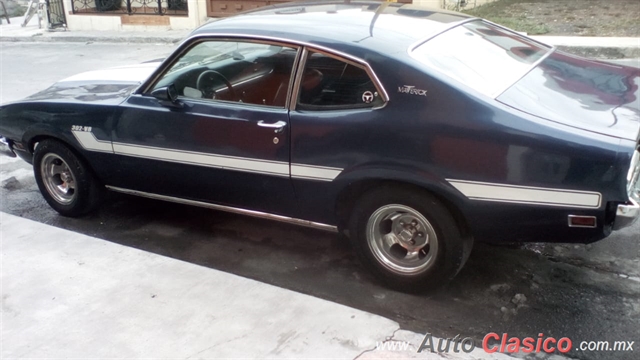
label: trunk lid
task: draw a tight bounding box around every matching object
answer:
[497,51,640,141]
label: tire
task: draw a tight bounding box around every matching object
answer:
[33,139,103,217]
[348,186,473,293]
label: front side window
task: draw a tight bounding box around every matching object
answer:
[411,20,551,97]
[152,40,298,107]
[297,51,384,110]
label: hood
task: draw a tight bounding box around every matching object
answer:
[25,62,162,105]
[59,62,162,83]
[497,51,640,141]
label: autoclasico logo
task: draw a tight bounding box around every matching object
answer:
[417,333,573,354]
[482,333,572,354]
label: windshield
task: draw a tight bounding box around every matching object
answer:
[162,42,283,76]
[411,20,551,97]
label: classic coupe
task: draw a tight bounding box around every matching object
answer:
[1,1,639,292]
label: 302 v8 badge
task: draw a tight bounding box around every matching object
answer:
[71,125,92,132]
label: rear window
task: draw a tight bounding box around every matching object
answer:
[411,20,551,97]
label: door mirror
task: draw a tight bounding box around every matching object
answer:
[150,84,181,108]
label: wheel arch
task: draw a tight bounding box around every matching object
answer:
[24,125,69,152]
[334,173,471,239]
[31,136,106,217]
[24,130,101,181]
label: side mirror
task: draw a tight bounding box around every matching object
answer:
[151,84,180,105]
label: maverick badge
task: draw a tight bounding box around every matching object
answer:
[398,85,428,97]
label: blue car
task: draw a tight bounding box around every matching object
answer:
[1,1,638,292]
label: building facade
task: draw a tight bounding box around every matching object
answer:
[60,0,483,31]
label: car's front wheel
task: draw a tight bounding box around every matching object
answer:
[348,186,472,293]
[33,139,103,217]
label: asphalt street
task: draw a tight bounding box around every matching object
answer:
[1,42,639,360]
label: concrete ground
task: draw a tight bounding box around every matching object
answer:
[4,212,538,359]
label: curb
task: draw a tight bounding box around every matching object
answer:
[555,45,640,60]
[1,34,638,59]
[0,35,183,44]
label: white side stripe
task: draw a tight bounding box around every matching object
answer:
[72,131,114,153]
[112,142,290,177]
[72,130,343,181]
[291,164,343,182]
[447,179,602,209]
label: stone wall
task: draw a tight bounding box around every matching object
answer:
[413,0,497,10]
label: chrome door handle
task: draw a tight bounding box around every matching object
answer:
[257,120,287,133]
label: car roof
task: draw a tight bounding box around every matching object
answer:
[190,1,473,59]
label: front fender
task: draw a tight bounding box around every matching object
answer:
[22,123,77,154]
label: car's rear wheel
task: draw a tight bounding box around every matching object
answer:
[348,186,472,293]
[33,139,103,217]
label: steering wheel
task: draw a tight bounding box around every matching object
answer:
[196,70,238,101]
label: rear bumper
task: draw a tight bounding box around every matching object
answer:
[613,198,639,231]
[0,137,16,158]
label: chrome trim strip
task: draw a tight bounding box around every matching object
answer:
[140,37,302,95]
[567,215,597,228]
[105,185,338,232]
[289,47,309,112]
[482,19,553,49]
[492,45,556,99]
[408,18,480,53]
[614,198,639,231]
[285,46,304,111]
[300,46,389,107]
[447,179,602,209]
[407,18,556,99]
[139,34,389,108]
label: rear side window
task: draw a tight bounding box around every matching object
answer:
[297,51,384,110]
[411,20,551,97]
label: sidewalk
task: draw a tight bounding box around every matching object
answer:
[0,15,190,44]
[1,211,539,359]
[1,15,639,58]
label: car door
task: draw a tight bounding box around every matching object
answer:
[288,49,389,224]
[109,39,301,216]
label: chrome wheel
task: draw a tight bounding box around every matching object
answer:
[366,204,438,275]
[40,153,76,205]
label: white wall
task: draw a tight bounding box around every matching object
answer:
[412,0,444,8]
[195,0,209,25]
[63,0,201,31]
